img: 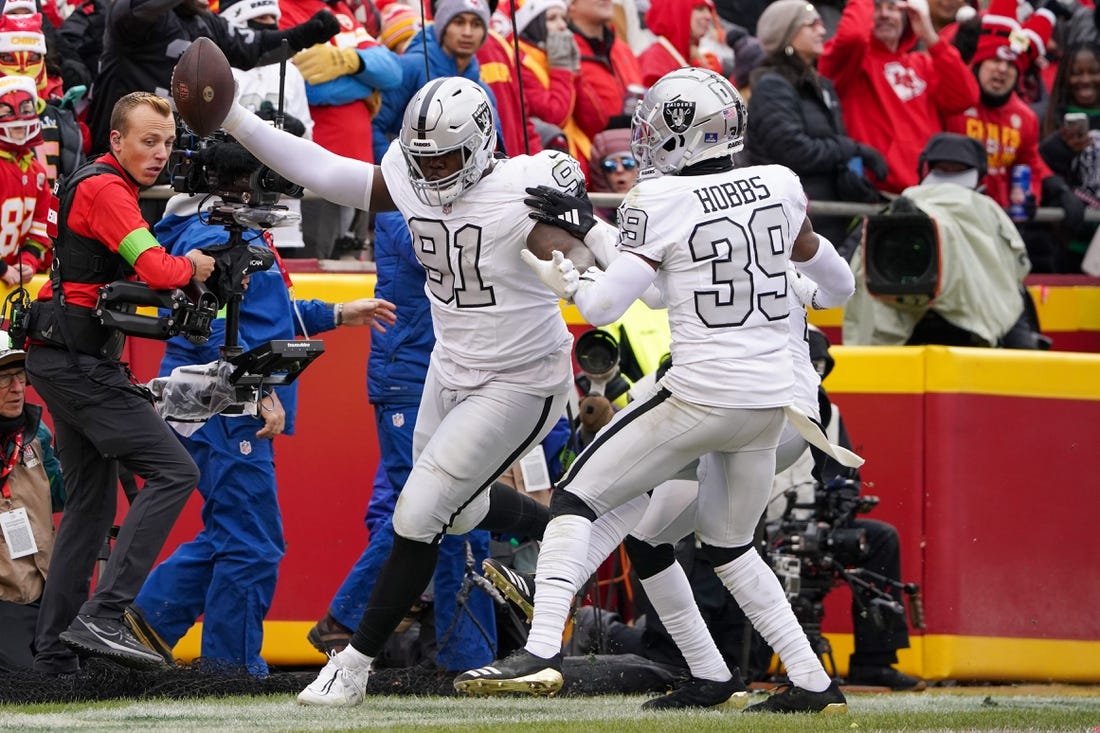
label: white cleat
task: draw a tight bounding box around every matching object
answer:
[297,653,369,707]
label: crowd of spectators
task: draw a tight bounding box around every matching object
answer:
[0,0,1092,272]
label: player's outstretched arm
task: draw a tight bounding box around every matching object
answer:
[220,102,394,213]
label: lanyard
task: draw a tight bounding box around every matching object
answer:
[0,431,24,499]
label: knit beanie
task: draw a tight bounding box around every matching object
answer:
[433,0,491,34]
[970,0,1052,77]
[220,0,280,26]
[514,0,567,37]
[380,3,420,51]
[755,0,819,56]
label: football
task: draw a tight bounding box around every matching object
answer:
[171,37,234,137]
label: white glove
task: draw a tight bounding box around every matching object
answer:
[520,249,579,300]
[788,265,821,310]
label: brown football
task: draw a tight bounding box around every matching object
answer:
[170,37,234,137]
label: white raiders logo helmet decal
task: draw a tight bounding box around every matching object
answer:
[662,100,695,134]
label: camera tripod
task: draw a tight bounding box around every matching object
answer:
[780,555,924,678]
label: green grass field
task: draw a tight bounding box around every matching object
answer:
[3,686,1099,732]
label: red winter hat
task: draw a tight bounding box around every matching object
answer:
[970,0,1032,77]
[1019,8,1055,74]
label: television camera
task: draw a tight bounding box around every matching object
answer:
[766,477,925,677]
[147,123,324,424]
[169,127,303,211]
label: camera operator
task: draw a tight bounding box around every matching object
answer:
[770,327,925,691]
[24,91,216,675]
[843,132,1041,349]
[127,138,396,676]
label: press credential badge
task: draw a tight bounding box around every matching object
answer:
[1,507,37,559]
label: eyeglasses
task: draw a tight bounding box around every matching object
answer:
[0,369,26,389]
[601,157,638,172]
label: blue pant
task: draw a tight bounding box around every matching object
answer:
[328,402,496,670]
[135,416,283,677]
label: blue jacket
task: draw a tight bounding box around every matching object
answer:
[154,213,337,435]
[366,211,433,405]
[371,26,499,161]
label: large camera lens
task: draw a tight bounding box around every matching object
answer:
[575,329,619,377]
[864,212,940,297]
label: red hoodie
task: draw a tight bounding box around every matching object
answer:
[819,0,979,193]
[637,0,723,87]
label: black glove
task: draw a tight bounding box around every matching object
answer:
[1060,188,1086,231]
[857,143,889,181]
[282,10,341,53]
[256,101,307,138]
[524,185,596,240]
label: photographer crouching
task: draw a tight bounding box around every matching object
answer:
[22,91,215,675]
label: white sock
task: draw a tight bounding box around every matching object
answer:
[640,562,731,682]
[336,644,373,672]
[525,515,592,659]
[713,551,832,692]
[584,497,647,579]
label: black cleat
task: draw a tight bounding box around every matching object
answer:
[123,606,176,667]
[642,672,751,709]
[744,679,848,714]
[60,614,166,670]
[454,649,563,696]
[847,664,927,691]
[482,558,535,623]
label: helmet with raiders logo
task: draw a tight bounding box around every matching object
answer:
[0,74,41,151]
[630,67,747,176]
[399,76,496,207]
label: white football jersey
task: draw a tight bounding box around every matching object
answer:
[617,164,808,408]
[381,144,579,388]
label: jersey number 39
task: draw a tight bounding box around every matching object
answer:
[621,202,790,328]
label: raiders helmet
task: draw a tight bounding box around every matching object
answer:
[630,68,747,176]
[399,77,496,207]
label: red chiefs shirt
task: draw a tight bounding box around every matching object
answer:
[0,152,51,273]
[945,92,1051,207]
